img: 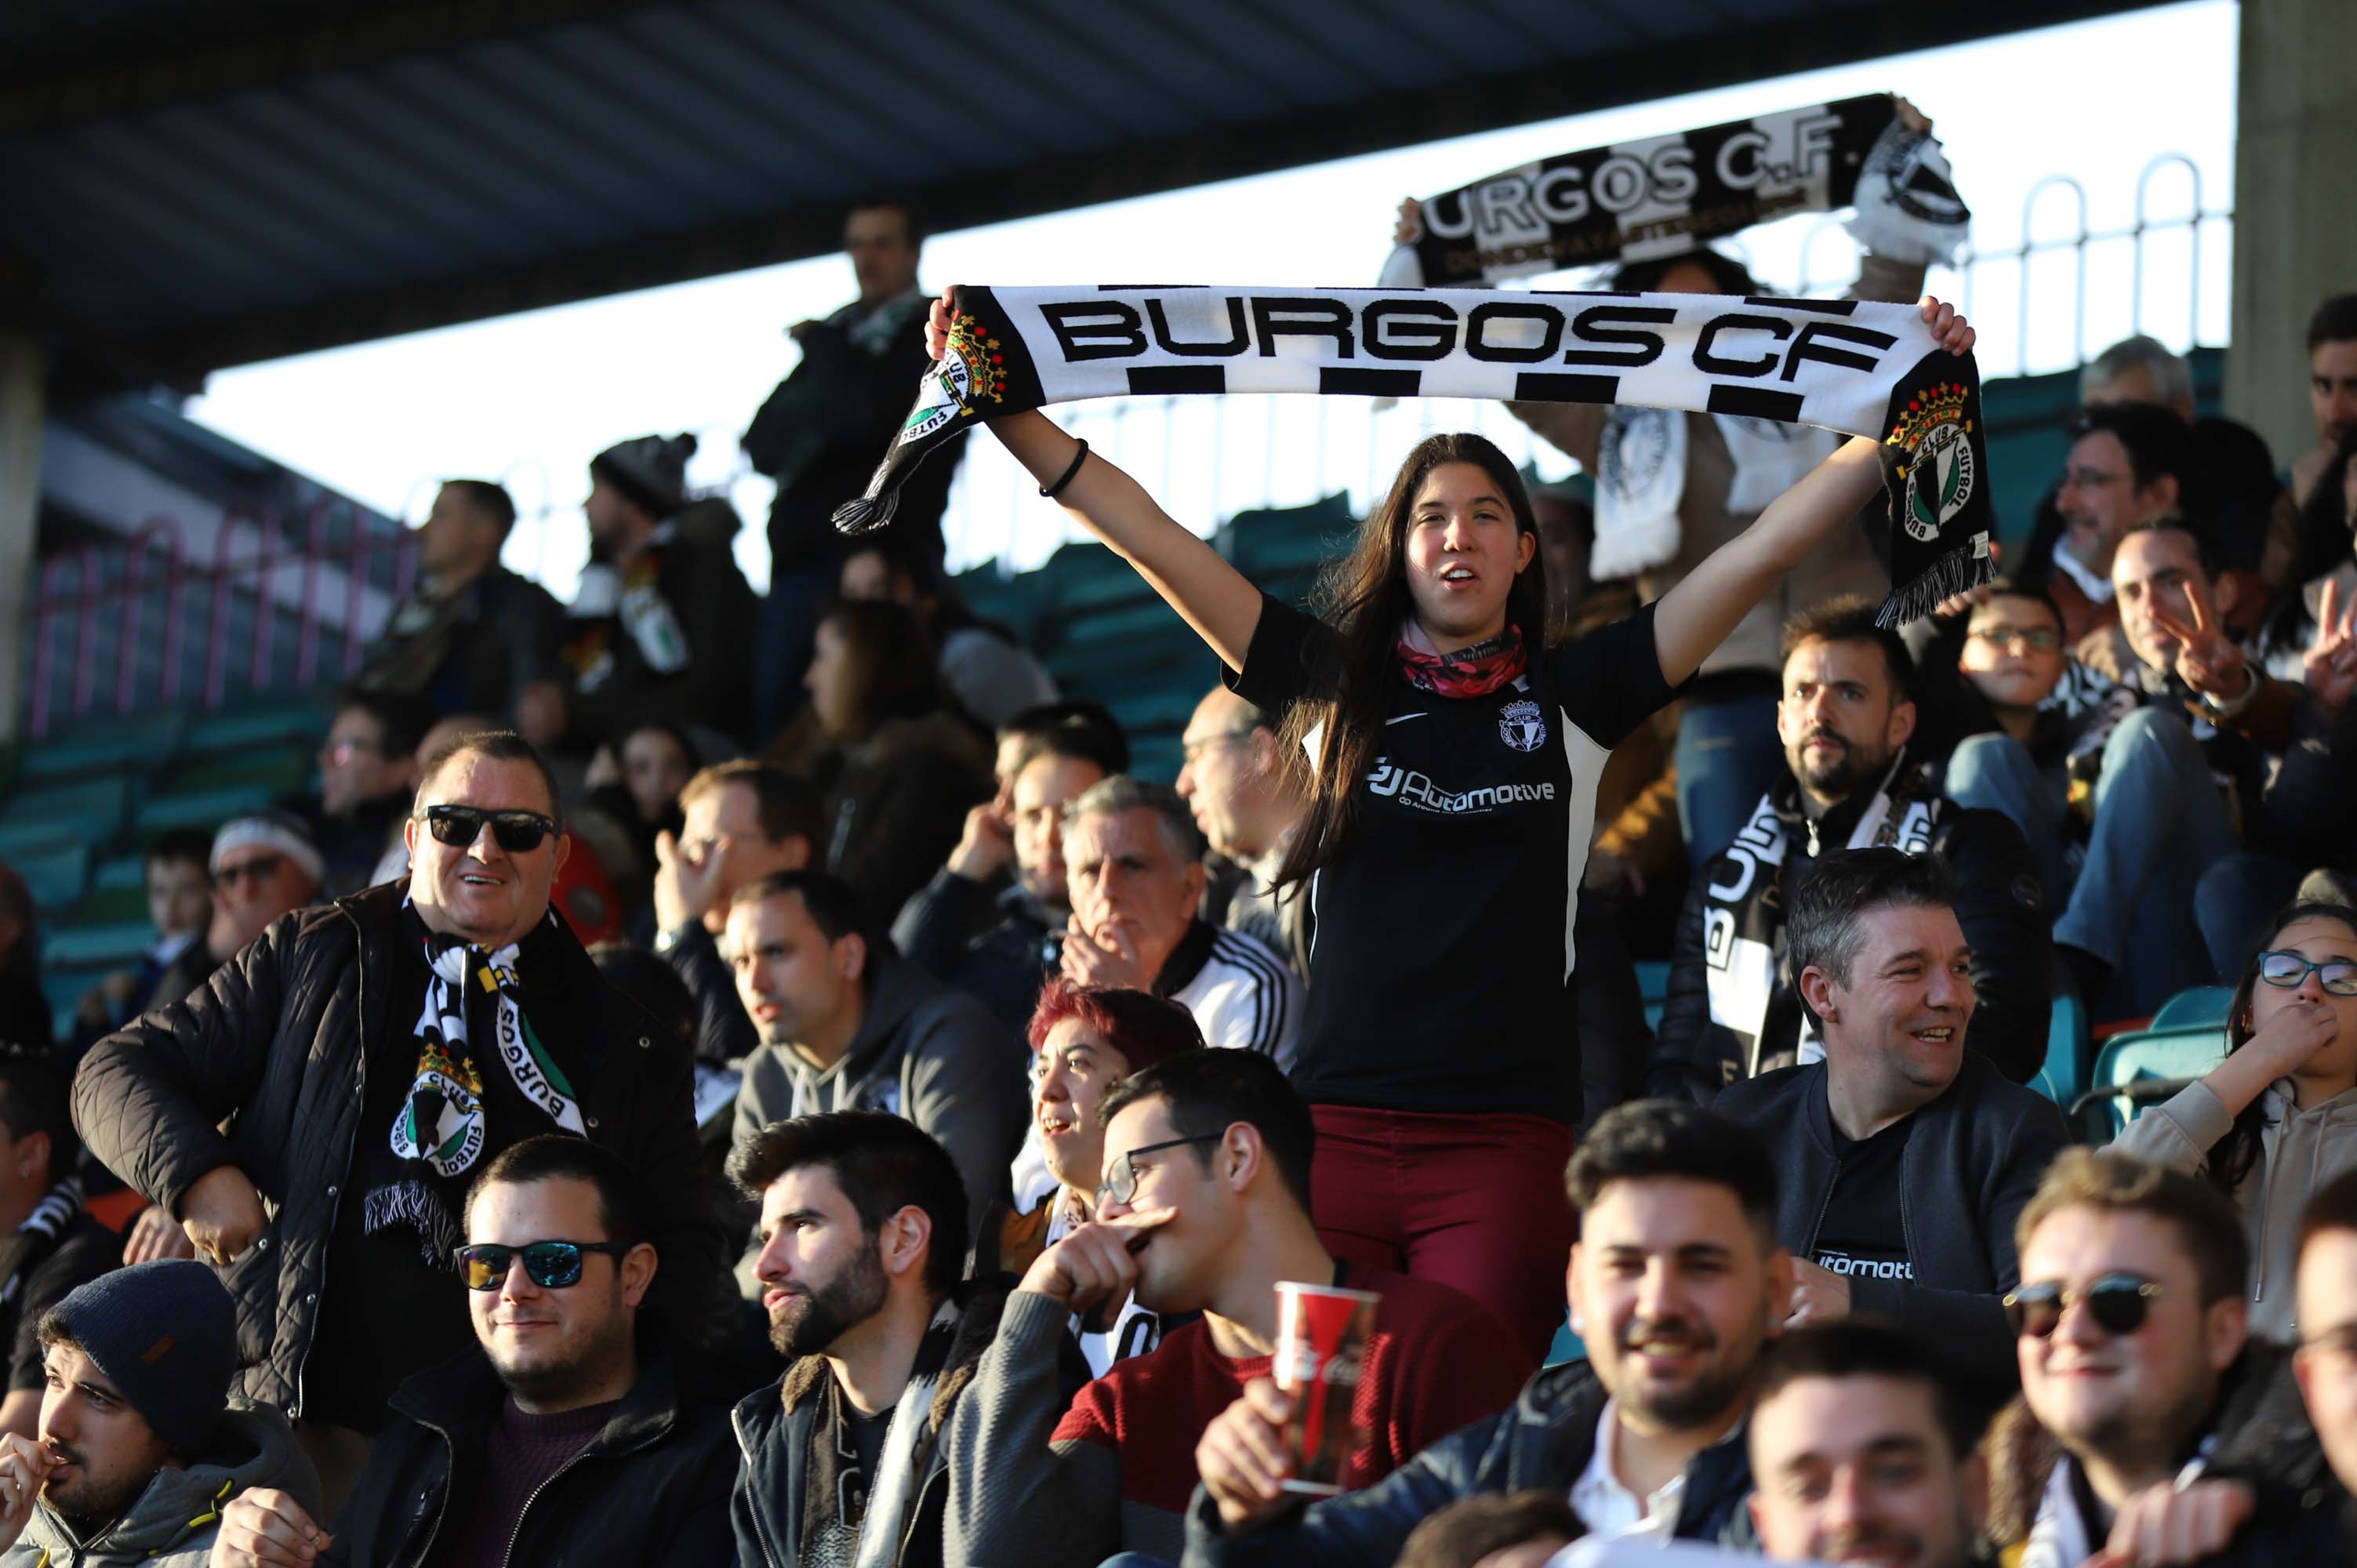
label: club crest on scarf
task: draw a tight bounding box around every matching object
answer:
[1888,382,1977,545]
[903,310,1008,446]
[1498,699,1548,753]
[392,1036,487,1179]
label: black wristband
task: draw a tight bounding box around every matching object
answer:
[1040,438,1090,499]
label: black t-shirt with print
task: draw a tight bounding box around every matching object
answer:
[1227,593,1675,1120]
[1810,1115,1916,1283]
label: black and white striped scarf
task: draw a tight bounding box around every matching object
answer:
[0,1182,80,1308]
[841,285,1993,625]
[1376,93,1967,289]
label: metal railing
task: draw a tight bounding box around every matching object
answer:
[24,500,414,739]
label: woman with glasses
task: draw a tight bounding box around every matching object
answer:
[2113,901,2357,1341]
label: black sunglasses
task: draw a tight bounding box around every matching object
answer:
[419,804,559,854]
[456,1240,630,1292]
[213,854,285,890]
[2004,1272,2169,1340]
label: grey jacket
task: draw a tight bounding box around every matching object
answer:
[944,1288,1127,1568]
[2,1399,318,1567]
[731,947,1023,1292]
[2114,1080,2357,1342]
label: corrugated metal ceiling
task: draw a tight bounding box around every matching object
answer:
[2,0,2159,393]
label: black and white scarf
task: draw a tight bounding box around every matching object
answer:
[370,908,588,1263]
[801,1298,961,1568]
[1377,93,1969,289]
[1701,754,1944,1077]
[840,285,1994,624]
[0,1182,80,1309]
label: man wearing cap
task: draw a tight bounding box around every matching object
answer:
[0,1260,318,1566]
[559,434,759,751]
[147,811,324,1007]
[73,731,722,1516]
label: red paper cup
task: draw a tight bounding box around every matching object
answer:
[1273,1279,1380,1494]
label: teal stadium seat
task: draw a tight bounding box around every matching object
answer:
[2031,989,2090,1114]
[2087,1025,2230,1142]
[9,840,89,913]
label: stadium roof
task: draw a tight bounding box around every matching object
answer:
[5,0,2160,397]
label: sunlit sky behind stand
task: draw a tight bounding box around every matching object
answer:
[186,0,2237,599]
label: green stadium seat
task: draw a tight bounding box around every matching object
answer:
[164,751,312,797]
[1546,1322,1586,1367]
[10,840,89,913]
[1226,492,1356,575]
[185,698,328,757]
[136,783,278,836]
[18,711,189,784]
[2032,989,2090,1116]
[2150,986,2235,1032]
[94,854,148,891]
[42,966,113,1045]
[2086,1026,2229,1142]
[75,881,153,926]
[1635,962,1671,1004]
[0,775,135,848]
[42,920,154,971]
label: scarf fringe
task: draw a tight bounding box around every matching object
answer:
[362,1180,464,1268]
[833,488,896,537]
[1876,539,1992,630]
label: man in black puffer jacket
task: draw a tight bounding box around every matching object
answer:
[1651,597,2050,1102]
[71,732,722,1514]
[1182,1102,1782,1566]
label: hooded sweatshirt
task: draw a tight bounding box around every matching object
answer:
[730,947,1023,1290]
[2,1399,318,1567]
[2113,1078,2357,1343]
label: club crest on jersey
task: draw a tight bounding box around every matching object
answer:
[1498,699,1548,753]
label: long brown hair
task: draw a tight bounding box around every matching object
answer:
[1272,433,1549,891]
[815,599,942,742]
[2209,901,2357,1194]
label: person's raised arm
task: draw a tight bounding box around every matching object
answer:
[928,292,1264,670]
[1651,298,1976,685]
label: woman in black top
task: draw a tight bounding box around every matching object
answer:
[929,290,1976,1352]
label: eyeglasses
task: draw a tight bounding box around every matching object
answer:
[2004,1273,2169,1339]
[456,1240,630,1291]
[213,855,285,891]
[1966,626,2064,654]
[2256,950,2357,996]
[418,804,560,854]
[1179,730,1258,764]
[1095,1134,1222,1208]
[319,738,382,767]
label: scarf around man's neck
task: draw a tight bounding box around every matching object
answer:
[1701,751,1943,1082]
[0,1181,81,1308]
[1396,621,1529,698]
[369,902,587,1265]
[800,1297,962,1568]
[841,285,1993,626]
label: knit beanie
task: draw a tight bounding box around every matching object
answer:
[590,433,697,519]
[49,1261,237,1454]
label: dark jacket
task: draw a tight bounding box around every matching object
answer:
[895,873,1060,1036]
[818,712,996,930]
[71,880,725,1414]
[356,563,567,721]
[658,920,758,1066]
[730,1281,1016,1568]
[730,946,1023,1283]
[325,1336,738,1568]
[563,520,761,751]
[745,290,960,575]
[1987,1340,2318,1556]
[1178,1360,1753,1567]
[1718,1054,2068,1397]
[1651,770,2051,1100]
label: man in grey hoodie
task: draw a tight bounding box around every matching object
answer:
[726,870,1025,1287]
[0,1261,317,1567]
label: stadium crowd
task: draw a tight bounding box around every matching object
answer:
[0,154,2353,1568]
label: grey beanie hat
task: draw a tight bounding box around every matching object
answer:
[48,1261,237,1453]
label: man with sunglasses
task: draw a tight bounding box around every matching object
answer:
[211,1137,738,1568]
[946,1050,1530,1566]
[76,731,721,1519]
[1983,1150,2288,1568]
[147,812,325,1010]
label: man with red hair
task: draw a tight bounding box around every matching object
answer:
[975,978,1204,1373]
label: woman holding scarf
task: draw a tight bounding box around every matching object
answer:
[935,293,1974,1355]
